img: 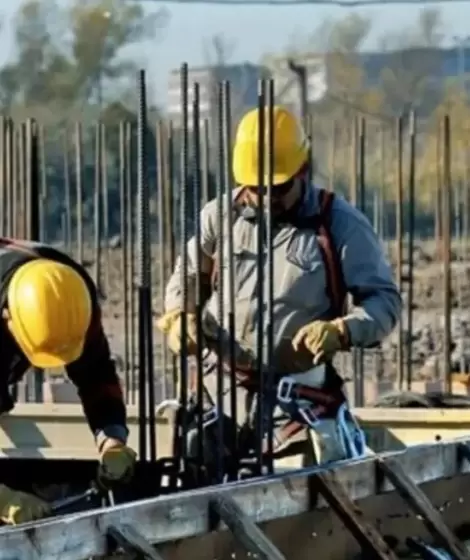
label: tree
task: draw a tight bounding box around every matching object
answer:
[0,0,68,110]
[68,0,169,109]
[378,8,444,115]
[418,85,470,207]
[304,14,376,194]
[0,0,169,118]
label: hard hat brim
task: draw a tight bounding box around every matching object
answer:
[232,145,308,187]
[25,341,85,369]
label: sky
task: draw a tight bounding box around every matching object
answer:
[1,0,470,106]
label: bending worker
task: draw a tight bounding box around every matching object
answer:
[0,239,136,525]
[158,106,401,470]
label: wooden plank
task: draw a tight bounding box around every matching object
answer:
[0,438,468,560]
[210,494,286,560]
[3,405,470,458]
[377,456,470,560]
[312,470,398,560]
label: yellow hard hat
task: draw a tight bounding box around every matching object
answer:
[232,105,309,187]
[6,259,92,368]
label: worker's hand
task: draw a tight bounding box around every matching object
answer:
[156,309,202,355]
[292,319,349,365]
[0,484,51,525]
[98,439,137,485]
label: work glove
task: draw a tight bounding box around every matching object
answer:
[292,319,349,365]
[156,309,201,355]
[98,439,137,485]
[0,484,51,525]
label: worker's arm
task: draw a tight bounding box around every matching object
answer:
[65,306,128,451]
[333,200,402,348]
[164,198,218,312]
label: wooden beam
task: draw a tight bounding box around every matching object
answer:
[3,405,470,459]
[107,524,164,560]
[0,438,469,560]
[377,456,470,560]
[312,470,398,559]
[210,494,286,560]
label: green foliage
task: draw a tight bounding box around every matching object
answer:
[0,0,168,241]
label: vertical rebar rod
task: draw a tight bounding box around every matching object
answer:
[265,79,275,475]
[349,117,358,403]
[442,115,452,392]
[12,124,18,239]
[63,129,72,253]
[354,117,366,407]
[38,125,47,242]
[164,121,177,396]
[19,122,28,401]
[406,112,416,392]
[179,63,190,465]
[215,81,225,483]
[101,123,110,295]
[156,121,170,398]
[26,119,44,402]
[126,122,136,405]
[18,123,26,239]
[328,120,336,192]
[6,120,17,404]
[255,80,266,475]
[75,123,84,265]
[201,120,211,205]
[192,84,205,480]
[222,80,238,475]
[119,121,130,403]
[395,117,404,390]
[6,120,13,238]
[0,117,4,236]
[93,123,102,294]
[136,69,156,463]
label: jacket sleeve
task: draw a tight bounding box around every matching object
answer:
[65,305,128,451]
[164,199,217,312]
[333,201,402,347]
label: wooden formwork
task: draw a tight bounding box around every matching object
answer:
[1,438,470,559]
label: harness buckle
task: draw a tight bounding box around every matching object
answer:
[202,407,218,428]
[336,403,367,459]
[277,377,296,404]
[202,350,218,376]
[298,405,320,427]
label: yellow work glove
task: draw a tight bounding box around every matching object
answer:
[98,440,137,485]
[156,309,201,355]
[0,484,51,525]
[292,319,349,365]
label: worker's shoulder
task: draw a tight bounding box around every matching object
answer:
[329,192,373,232]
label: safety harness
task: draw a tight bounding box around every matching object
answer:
[185,189,366,463]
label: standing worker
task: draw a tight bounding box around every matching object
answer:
[157,106,401,470]
[0,238,136,525]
